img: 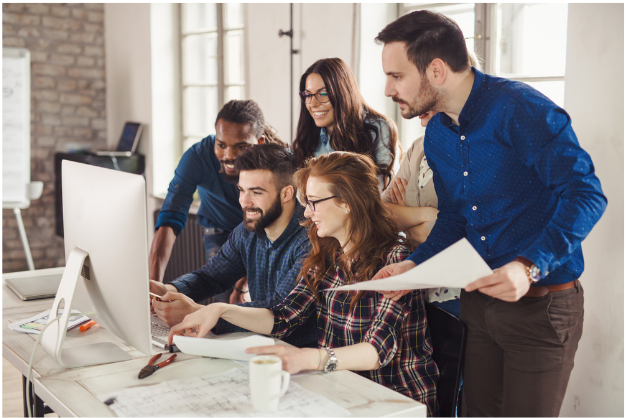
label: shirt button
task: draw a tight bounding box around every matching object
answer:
[461,135,466,140]
[463,171,468,176]
[472,206,477,211]
[481,236,486,241]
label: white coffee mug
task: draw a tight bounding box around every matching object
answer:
[249,355,290,412]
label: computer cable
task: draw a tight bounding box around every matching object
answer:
[25,310,96,418]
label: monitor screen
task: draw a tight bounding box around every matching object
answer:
[116,122,142,152]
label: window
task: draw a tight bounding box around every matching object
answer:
[494,4,568,107]
[392,3,569,149]
[180,4,246,152]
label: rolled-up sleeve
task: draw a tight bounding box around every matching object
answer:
[155,146,206,235]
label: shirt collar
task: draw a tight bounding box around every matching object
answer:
[437,67,485,128]
[319,127,329,145]
[258,203,306,247]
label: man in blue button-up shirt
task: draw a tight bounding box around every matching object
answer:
[374,11,606,416]
[151,144,317,348]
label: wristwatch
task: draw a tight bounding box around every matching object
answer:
[323,347,338,373]
[526,263,542,283]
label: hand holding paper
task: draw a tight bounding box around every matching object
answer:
[326,239,493,292]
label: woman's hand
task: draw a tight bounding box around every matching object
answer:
[246,345,319,375]
[389,178,408,206]
[168,303,226,344]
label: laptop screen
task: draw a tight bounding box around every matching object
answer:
[116,122,142,152]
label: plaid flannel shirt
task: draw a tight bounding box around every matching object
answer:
[269,244,439,416]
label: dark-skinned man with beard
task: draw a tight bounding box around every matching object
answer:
[151,144,317,348]
[150,100,283,304]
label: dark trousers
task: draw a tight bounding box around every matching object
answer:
[460,281,584,417]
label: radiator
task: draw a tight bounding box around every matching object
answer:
[153,211,206,284]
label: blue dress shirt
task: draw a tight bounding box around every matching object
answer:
[171,204,317,347]
[408,69,607,286]
[155,135,242,235]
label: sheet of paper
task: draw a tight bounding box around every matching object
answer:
[97,367,350,417]
[9,309,90,334]
[174,332,275,361]
[325,238,493,292]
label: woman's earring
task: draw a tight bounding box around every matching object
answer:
[345,209,350,214]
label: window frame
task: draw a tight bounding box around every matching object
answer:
[179,3,247,155]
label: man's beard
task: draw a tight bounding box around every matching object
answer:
[393,76,439,119]
[242,193,283,234]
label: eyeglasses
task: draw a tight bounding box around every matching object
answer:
[305,196,337,212]
[299,91,330,104]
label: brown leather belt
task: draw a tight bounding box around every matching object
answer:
[525,280,576,298]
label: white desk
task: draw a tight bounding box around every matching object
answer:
[3,270,427,417]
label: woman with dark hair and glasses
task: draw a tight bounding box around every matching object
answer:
[292,58,399,189]
[169,152,439,416]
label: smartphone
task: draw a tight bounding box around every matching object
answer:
[149,292,163,302]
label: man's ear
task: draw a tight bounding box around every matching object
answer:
[257,135,265,144]
[428,58,447,87]
[281,185,294,203]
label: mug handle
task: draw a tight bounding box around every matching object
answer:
[275,370,290,398]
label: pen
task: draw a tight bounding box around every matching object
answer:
[80,320,97,332]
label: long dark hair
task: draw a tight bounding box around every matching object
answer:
[216,99,284,146]
[292,58,398,186]
[293,152,414,311]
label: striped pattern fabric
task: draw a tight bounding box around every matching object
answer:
[270,244,439,416]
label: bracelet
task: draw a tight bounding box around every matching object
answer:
[317,349,322,371]
[234,286,249,293]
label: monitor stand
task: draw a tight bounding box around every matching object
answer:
[41,248,132,368]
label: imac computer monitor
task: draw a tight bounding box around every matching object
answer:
[42,160,154,367]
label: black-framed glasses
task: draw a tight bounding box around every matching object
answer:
[299,91,330,104]
[305,196,337,212]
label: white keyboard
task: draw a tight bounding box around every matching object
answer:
[151,321,170,346]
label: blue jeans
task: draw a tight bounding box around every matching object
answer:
[203,227,232,303]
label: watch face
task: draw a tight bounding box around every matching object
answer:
[530,265,542,281]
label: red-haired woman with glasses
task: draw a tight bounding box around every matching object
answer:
[292,58,399,189]
[169,152,439,416]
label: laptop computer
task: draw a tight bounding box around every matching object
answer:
[94,122,144,157]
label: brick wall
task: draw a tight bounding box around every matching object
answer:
[2,4,106,272]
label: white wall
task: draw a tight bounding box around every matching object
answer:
[104,4,160,236]
[560,4,624,416]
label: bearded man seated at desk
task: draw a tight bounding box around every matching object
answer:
[150,143,317,348]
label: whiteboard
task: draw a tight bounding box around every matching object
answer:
[3,47,31,209]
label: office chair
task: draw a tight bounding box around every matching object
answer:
[425,303,468,418]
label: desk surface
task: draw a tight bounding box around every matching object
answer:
[3,272,427,417]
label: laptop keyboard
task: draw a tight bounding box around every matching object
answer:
[151,321,170,345]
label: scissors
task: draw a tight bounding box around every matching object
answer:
[138,353,177,379]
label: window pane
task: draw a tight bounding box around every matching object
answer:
[183,86,218,137]
[182,3,217,33]
[497,4,568,77]
[225,30,245,85]
[182,34,218,85]
[523,80,565,108]
[225,86,245,102]
[224,3,244,29]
